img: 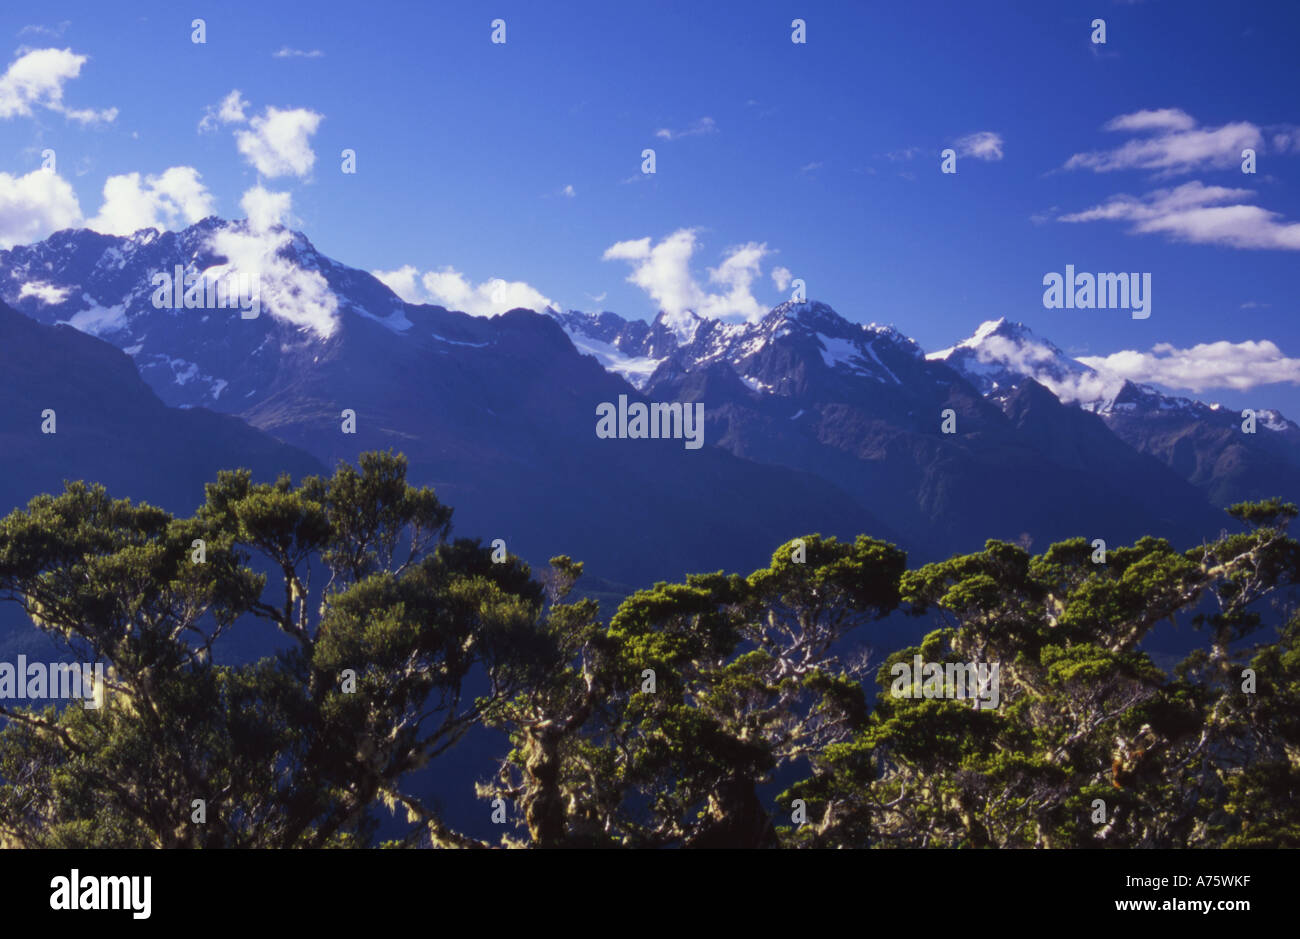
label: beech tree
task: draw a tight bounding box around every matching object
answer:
[782,501,1300,848]
[0,451,542,847]
[481,534,907,847]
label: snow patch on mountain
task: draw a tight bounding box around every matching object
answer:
[95,246,130,272]
[136,352,228,402]
[351,302,412,332]
[861,337,902,384]
[560,326,663,389]
[816,333,864,371]
[431,332,490,349]
[816,331,905,382]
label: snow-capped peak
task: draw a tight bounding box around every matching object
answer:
[970,316,1011,342]
[551,300,922,394]
[928,317,1118,404]
[930,317,1035,359]
[927,318,1300,429]
[655,308,705,346]
[766,299,844,332]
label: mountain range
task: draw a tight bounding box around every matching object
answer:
[0,221,881,591]
[3,217,1297,590]
[554,302,1293,558]
[927,317,1300,509]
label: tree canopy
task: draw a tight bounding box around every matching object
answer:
[0,451,1296,848]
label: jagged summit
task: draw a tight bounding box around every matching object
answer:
[929,317,1226,418]
[0,217,418,407]
[926,316,1094,396]
[553,300,921,393]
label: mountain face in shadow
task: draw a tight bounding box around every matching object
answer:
[561,302,1234,559]
[0,298,324,518]
[0,225,890,588]
[930,316,1300,513]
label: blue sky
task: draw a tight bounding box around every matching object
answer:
[3,0,1300,412]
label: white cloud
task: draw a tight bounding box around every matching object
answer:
[235,106,323,178]
[654,117,717,141]
[885,147,923,162]
[954,131,1004,161]
[18,280,70,304]
[603,237,652,261]
[240,185,292,232]
[960,335,1124,405]
[272,47,324,58]
[1058,180,1300,250]
[1079,340,1300,393]
[207,225,339,339]
[1271,130,1300,154]
[1064,109,1266,175]
[771,265,792,291]
[370,265,423,304]
[702,240,768,320]
[62,302,126,337]
[1049,371,1128,406]
[86,166,215,236]
[602,228,774,324]
[0,168,82,248]
[603,231,695,322]
[60,102,118,125]
[1105,108,1197,134]
[199,89,249,132]
[18,22,71,39]
[561,184,575,198]
[371,264,555,316]
[220,91,249,123]
[0,47,116,123]
[423,269,554,315]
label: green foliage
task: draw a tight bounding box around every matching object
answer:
[0,471,1297,850]
[791,500,1300,848]
[0,451,540,847]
